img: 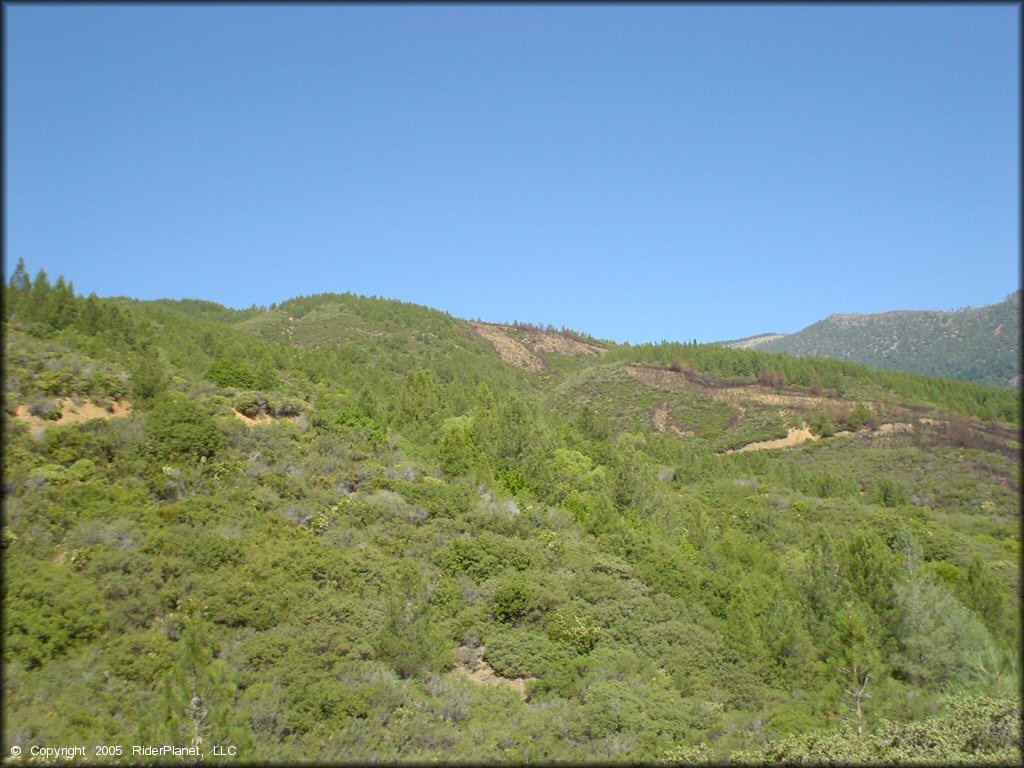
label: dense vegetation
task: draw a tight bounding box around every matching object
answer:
[3,260,1020,764]
[724,291,1021,389]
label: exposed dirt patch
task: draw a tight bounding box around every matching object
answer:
[232,410,300,428]
[725,426,821,453]
[469,322,606,372]
[870,422,916,437]
[454,645,534,699]
[652,402,695,438]
[516,327,606,357]
[233,410,275,427]
[624,365,848,411]
[469,323,545,372]
[13,398,132,434]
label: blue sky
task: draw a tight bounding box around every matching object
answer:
[5,4,1019,343]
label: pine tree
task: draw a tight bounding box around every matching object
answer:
[27,268,51,323]
[156,622,250,755]
[8,257,30,292]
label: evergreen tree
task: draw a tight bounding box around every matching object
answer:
[27,268,51,323]
[9,257,30,292]
[156,622,250,754]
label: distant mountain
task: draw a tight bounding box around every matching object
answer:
[720,292,1021,388]
[715,332,787,350]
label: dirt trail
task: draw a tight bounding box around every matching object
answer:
[453,645,534,698]
[652,402,695,438]
[871,422,916,436]
[725,426,821,453]
[624,365,848,411]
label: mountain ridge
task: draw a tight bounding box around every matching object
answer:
[717,291,1020,388]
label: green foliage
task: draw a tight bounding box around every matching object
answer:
[129,354,168,404]
[374,569,451,679]
[546,609,600,653]
[868,476,911,507]
[891,574,1001,689]
[484,626,572,679]
[319,406,387,448]
[733,695,1020,764]
[491,575,556,625]
[146,395,224,461]
[5,558,107,668]
[808,409,837,437]
[156,621,250,752]
[205,359,257,389]
[956,556,1018,651]
[3,266,1020,763]
[442,533,532,581]
[438,416,480,478]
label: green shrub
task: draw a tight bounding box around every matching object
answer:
[868,476,910,507]
[28,463,71,485]
[442,533,532,581]
[329,407,387,448]
[807,410,836,437]
[233,391,265,418]
[546,609,600,653]
[4,559,107,668]
[484,626,572,679]
[733,695,1020,764]
[205,359,256,389]
[146,396,224,460]
[68,458,96,480]
[491,575,555,625]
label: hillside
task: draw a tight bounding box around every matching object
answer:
[719,292,1021,388]
[3,262,1020,764]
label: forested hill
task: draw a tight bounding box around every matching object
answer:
[720,291,1021,388]
[3,261,1021,764]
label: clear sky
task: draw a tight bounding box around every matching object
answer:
[5,4,1019,343]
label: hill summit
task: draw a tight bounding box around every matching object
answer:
[719,292,1020,388]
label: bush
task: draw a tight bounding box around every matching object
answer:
[4,558,107,668]
[205,359,256,389]
[484,626,572,679]
[323,407,386,448]
[807,410,836,438]
[146,396,224,460]
[233,392,265,418]
[868,476,910,507]
[438,416,478,477]
[733,695,1020,764]
[272,397,303,418]
[28,396,61,421]
[491,575,556,625]
[442,533,532,581]
[546,609,600,653]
